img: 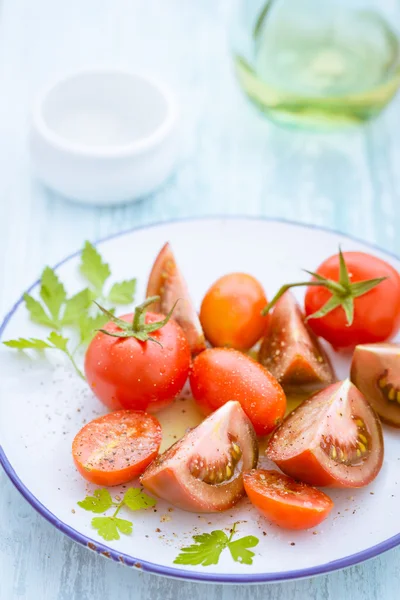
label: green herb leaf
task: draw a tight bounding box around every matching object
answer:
[3,337,51,350]
[108,279,137,304]
[77,489,113,513]
[62,289,92,325]
[23,293,55,328]
[39,267,66,323]
[123,488,156,511]
[80,241,111,295]
[91,517,133,541]
[174,531,229,566]
[48,331,69,351]
[227,535,259,565]
[78,311,110,345]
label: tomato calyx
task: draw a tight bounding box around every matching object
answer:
[95,296,179,345]
[262,248,386,326]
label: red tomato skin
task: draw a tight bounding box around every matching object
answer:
[270,449,339,488]
[189,348,286,436]
[72,410,162,486]
[85,313,191,412]
[243,470,333,530]
[305,252,400,349]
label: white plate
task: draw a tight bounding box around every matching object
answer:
[1,217,400,583]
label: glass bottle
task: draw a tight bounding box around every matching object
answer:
[231,0,400,128]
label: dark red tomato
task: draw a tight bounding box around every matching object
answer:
[259,291,335,391]
[243,470,334,530]
[85,312,191,412]
[141,401,258,512]
[146,242,206,355]
[266,380,384,488]
[72,410,162,486]
[305,252,400,349]
[200,272,269,351]
[190,348,286,436]
[351,343,400,427]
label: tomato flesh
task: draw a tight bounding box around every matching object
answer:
[351,343,400,427]
[189,348,286,436]
[146,242,206,355]
[305,252,400,349]
[85,312,191,412]
[259,291,335,391]
[243,470,333,530]
[141,401,258,512]
[200,272,269,351]
[266,380,383,487]
[72,410,162,486]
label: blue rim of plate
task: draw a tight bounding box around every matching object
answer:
[1,215,399,583]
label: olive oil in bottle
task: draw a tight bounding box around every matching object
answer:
[233,2,400,128]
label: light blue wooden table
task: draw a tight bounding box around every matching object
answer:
[1,1,400,598]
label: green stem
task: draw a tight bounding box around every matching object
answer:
[64,348,86,381]
[132,296,159,330]
[112,503,123,518]
[262,280,343,316]
[228,522,238,543]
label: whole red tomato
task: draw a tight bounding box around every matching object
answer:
[305,252,400,348]
[85,300,191,412]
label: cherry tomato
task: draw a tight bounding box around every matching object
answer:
[141,401,258,512]
[243,470,334,530]
[266,380,384,488]
[351,343,400,427]
[85,312,191,412]
[200,273,269,351]
[146,242,206,355]
[189,348,286,436]
[305,252,400,349]
[259,291,335,391]
[72,410,162,486]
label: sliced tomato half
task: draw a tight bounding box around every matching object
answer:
[141,401,258,512]
[243,469,334,530]
[72,410,162,486]
[259,291,335,391]
[266,380,384,488]
[351,342,400,427]
[146,242,206,355]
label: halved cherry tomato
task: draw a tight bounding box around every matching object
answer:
[141,401,258,512]
[200,273,269,351]
[243,470,334,530]
[85,309,191,412]
[305,252,400,349]
[189,348,286,436]
[266,380,383,488]
[351,343,400,427]
[146,242,206,355]
[72,410,162,486]
[259,291,335,391]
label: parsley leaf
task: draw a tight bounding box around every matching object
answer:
[108,279,137,304]
[77,489,113,513]
[47,331,69,351]
[123,488,156,511]
[23,293,55,328]
[77,487,157,542]
[227,535,259,565]
[91,517,132,541]
[174,531,228,566]
[39,267,66,323]
[174,523,259,567]
[3,337,51,350]
[62,289,92,325]
[80,241,111,295]
[78,311,111,345]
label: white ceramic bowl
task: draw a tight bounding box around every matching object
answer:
[29,69,179,205]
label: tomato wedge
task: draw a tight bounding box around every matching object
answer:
[146,242,206,355]
[72,410,162,486]
[266,380,384,487]
[259,291,335,391]
[243,470,334,530]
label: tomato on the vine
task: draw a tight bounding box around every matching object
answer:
[85,297,191,412]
